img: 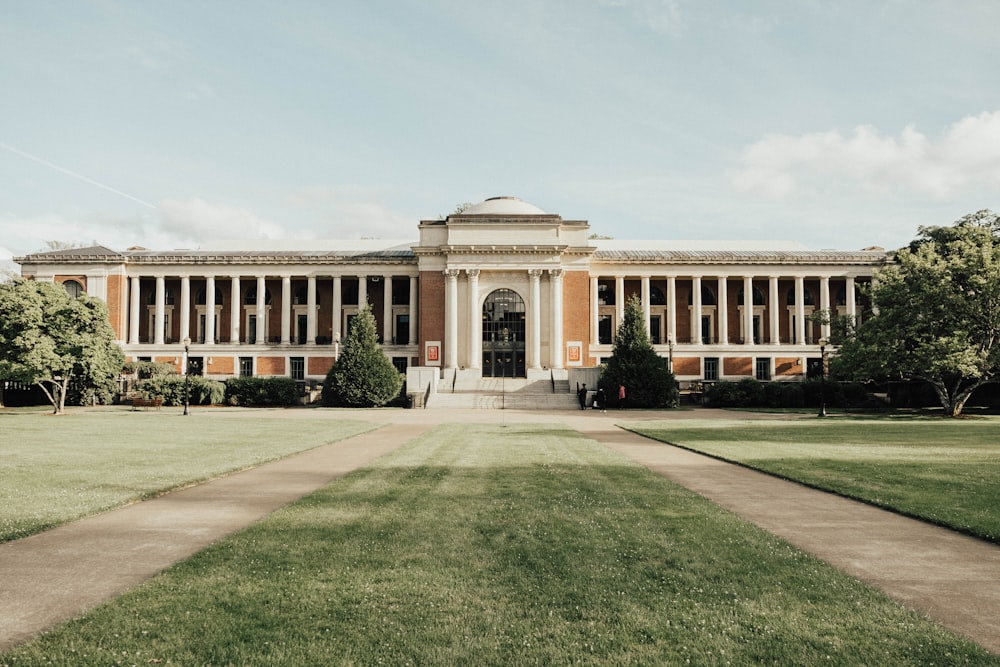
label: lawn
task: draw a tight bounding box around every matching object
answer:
[3,423,994,665]
[0,408,376,542]
[628,417,1000,543]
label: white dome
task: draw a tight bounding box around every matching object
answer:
[461,196,546,215]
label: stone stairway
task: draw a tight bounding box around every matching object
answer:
[427,377,580,410]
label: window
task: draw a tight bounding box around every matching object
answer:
[243,287,271,305]
[395,314,410,345]
[63,280,84,298]
[392,278,410,305]
[755,358,770,381]
[290,357,305,380]
[598,315,614,344]
[146,287,175,304]
[650,315,661,344]
[597,281,614,305]
[239,357,253,377]
[704,357,719,381]
[392,357,408,373]
[342,280,359,306]
[294,285,308,305]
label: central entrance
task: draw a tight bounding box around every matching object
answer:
[482,288,526,378]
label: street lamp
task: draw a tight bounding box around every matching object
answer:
[667,333,675,373]
[182,337,191,416]
[817,340,827,418]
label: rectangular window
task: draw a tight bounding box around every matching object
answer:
[650,315,661,345]
[391,278,410,305]
[755,358,770,381]
[704,357,719,381]
[392,357,408,373]
[290,357,305,380]
[239,357,253,377]
[296,314,308,344]
[598,315,614,344]
[395,314,410,345]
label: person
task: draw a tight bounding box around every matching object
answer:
[618,384,626,410]
[595,387,606,412]
[578,383,588,410]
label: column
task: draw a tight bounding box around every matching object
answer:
[408,276,418,346]
[769,276,780,344]
[641,276,651,339]
[819,276,831,342]
[255,276,265,344]
[615,276,625,328]
[358,275,368,310]
[549,269,564,369]
[332,276,343,342]
[794,276,806,345]
[129,276,140,344]
[154,276,165,345]
[180,276,191,344]
[717,276,728,345]
[530,269,543,370]
[205,276,216,345]
[229,276,240,343]
[845,276,857,321]
[308,275,318,344]
[589,276,599,347]
[666,275,677,346]
[744,276,754,345]
[466,270,480,368]
[692,275,702,344]
[444,269,459,369]
[383,276,393,344]
[281,276,291,344]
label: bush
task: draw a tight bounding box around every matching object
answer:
[322,307,404,407]
[225,377,300,407]
[123,361,177,379]
[138,375,226,406]
[704,379,881,409]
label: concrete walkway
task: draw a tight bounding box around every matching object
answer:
[2,407,999,655]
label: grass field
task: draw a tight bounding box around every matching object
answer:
[0,408,376,542]
[629,416,1000,543]
[3,422,995,665]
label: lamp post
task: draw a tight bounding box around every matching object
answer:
[817,340,827,418]
[182,337,191,416]
[667,333,675,374]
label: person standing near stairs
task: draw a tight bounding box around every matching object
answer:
[578,384,588,410]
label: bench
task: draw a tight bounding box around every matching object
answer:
[131,397,163,410]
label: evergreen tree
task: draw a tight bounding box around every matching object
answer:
[322,306,403,407]
[598,294,678,408]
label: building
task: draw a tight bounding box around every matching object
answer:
[15,196,886,392]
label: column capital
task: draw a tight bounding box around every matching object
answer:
[444,269,461,280]
[548,268,564,279]
[466,268,480,279]
[528,268,544,279]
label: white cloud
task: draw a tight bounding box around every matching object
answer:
[158,198,286,244]
[286,185,414,238]
[733,111,1000,199]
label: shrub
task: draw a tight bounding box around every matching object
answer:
[225,377,300,407]
[122,361,177,379]
[322,307,404,407]
[138,375,225,406]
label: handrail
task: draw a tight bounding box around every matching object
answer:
[451,368,457,392]
[550,369,555,393]
[422,381,431,409]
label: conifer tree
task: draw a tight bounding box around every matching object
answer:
[322,306,403,407]
[598,294,678,408]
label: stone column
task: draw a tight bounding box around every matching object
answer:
[444,269,460,369]
[358,275,368,310]
[383,276,393,344]
[615,276,625,329]
[281,276,291,344]
[180,276,191,344]
[666,275,677,346]
[530,269,543,370]
[692,275,702,344]
[129,276,141,344]
[408,276,418,346]
[154,276,165,345]
[744,276,754,344]
[819,276,831,341]
[308,275,318,344]
[589,275,599,347]
[229,276,240,343]
[255,276,265,345]
[466,269,480,368]
[845,276,857,321]
[332,276,342,343]
[795,276,806,345]
[769,276,780,344]
[641,275,651,340]
[205,276,216,345]
[550,269,564,368]
[717,276,728,345]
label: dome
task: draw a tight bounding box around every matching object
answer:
[461,196,546,216]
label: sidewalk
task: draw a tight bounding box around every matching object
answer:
[0,422,428,652]
[575,417,1000,654]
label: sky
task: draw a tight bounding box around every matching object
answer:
[2,0,999,270]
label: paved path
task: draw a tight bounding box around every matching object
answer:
[2,407,999,655]
[575,418,1000,654]
[0,422,428,652]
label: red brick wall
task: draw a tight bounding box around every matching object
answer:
[207,356,234,375]
[776,357,801,376]
[562,271,593,365]
[673,357,701,375]
[309,356,336,376]
[256,356,286,376]
[419,270,444,364]
[724,357,752,376]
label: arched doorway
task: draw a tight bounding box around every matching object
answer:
[482,289,526,378]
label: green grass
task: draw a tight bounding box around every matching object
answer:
[0,408,376,542]
[3,423,994,665]
[629,417,1000,543]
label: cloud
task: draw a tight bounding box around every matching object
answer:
[733,111,1000,199]
[158,198,286,243]
[287,185,414,238]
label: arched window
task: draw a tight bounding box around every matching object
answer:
[196,287,224,305]
[786,286,814,306]
[649,286,667,305]
[836,285,863,306]
[243,287,271,305]
[293,286,308,305]
[687,285,716,306]
[482,289,526,342]
[63,280,84,298]
[146,287,175,305]
[738,286,766,306]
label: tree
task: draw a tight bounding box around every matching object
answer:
[598,294,678,408]
[829,210,1000,417]
[0,280,124,414]
[322,306,403,407]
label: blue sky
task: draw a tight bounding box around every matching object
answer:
[2,0,999,264]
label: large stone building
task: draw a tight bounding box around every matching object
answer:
[15,196,886,391]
